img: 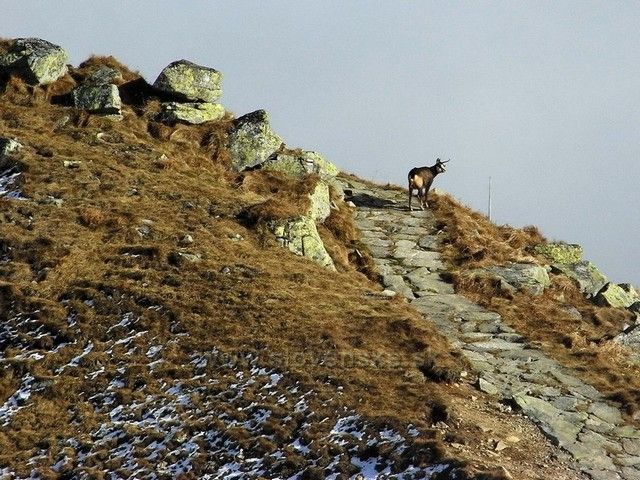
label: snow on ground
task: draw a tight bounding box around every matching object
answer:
[0,306,457,478]
[0,163,24,199]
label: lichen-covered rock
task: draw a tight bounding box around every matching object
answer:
[228,110,283,171]
[267,216,335,270]
[158,102,225,124]
[72,84,122,115]
[86,66,122,85]
[0,138,22,157]
[593,283,637,309]
[262,150,339,179]
[535,242,583,264]
[308,181,331,222]
[551,261,608,297]
[473,263,551,296]
[153,60,222,102]
[0,38,68,85]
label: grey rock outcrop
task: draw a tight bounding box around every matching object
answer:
[473,262,551,296]
[535,242,583,264]
[72,84,122,115]
[86,66,122,85]
[308,181,331,222]
[268,216,335,270]
[0,38,68,85]
[153,60,222,102]
[594,283,637,309]
[158,102,225,124]
[261,150,339,179]
[228,110,283,171]
[551,261,608,298]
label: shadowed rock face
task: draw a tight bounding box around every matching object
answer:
[228,110,283,171]
[0,38,68,85]
[153,59,222,102]
[72,84,122,115]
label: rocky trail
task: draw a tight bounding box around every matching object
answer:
[342,178,640,480]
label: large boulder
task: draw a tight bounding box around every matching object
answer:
[72,84,122,115]
[158,102,225,124]
[551,261,608,297]
[535,242,583,264]
[473,263,551,296]
[267,216,335,270]
[261,150,339,179]
[153,60,222,102]
[0,38,68,85]
[228,110,283,171]
[593,283,637,309]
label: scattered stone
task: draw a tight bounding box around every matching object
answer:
[594,282,637,309]
[380,289,397,297]
[63,160,81,168]
[157,101,225,124]
[494,440,509,452]
[179,234,194,246]
[72,84,122,115]
[535,242,583,264]
[0,38,68,85]
[153,59,222,102]
[261,150,339,179]
[39,196,63,207]
[477,377,499,395]
[177,252,201,263]
[228,110,283,171]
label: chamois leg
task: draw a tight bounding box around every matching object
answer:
[419,188,426,210]
[408,183,413,211]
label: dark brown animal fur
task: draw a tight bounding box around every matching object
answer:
[408,158,448,210]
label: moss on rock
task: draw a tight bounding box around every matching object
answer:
[535,242,583,264]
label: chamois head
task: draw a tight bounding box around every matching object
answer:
[434,158,449,174]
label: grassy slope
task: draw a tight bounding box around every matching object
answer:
[431,193,640,416]
[0,58,503,477]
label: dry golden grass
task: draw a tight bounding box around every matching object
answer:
[432,192,640,416]
[0,58,497,474]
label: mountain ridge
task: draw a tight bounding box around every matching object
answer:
[0,37,638,479]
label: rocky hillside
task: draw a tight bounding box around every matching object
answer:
[0,38,639,479]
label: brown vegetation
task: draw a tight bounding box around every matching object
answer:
[432,192,640,416]
[0,57,502,476]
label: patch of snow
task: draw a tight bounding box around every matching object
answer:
[0,375,34,426]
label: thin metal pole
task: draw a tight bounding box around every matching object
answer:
[488,176,492,221]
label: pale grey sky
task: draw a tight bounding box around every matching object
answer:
[3,1,639,284]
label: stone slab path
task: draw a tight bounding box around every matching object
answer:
[342,178,640,480]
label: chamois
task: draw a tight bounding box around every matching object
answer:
[408,158,449,210]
